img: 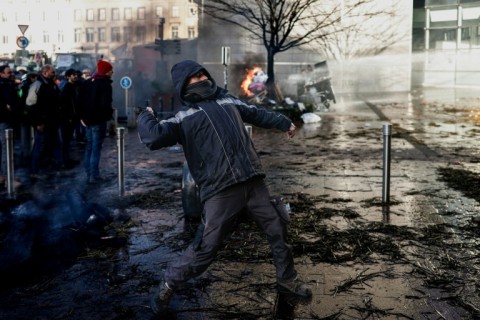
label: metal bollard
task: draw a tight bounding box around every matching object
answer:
[117,127,125,197]
[245,125,252,139]
[5,129,15,198]
[382,124,392,204]
[113,108,118,131]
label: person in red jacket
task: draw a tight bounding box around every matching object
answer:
[78,60,114,184]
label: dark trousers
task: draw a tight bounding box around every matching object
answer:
[60,121,74,162]
[31,125,63,174]
[165,177,297,288]
[83,123,106,178]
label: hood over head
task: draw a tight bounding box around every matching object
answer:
[171,60,223,106]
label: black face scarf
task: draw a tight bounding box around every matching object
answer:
[183,79,217,102]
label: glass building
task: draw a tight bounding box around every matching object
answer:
[413,0,480,87]
[414,0,480,50]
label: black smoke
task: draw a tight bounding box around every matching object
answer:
[0,190,114,283]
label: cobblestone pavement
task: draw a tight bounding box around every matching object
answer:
[1,88,480,319]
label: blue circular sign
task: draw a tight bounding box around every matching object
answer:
[120,76,132,89]
[16,36,29,49]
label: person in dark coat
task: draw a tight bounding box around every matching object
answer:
[0,65,21,184]
[78,60,113,184]
[25,64,62,176]
[59,68,80,167]
[17,72,38,164]
[137,60,311,316]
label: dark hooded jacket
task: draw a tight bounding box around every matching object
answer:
[25,74,61,127]
[137,60,292,202]
[78,73,113,126]
[0,77,21,124]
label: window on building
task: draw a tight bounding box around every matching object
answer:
[413,0,425,8]
[172,25,179,39]
[58,30,64,43]
[136,26,146,42]
[111,27,120,42]
[1,12,7,22]
[98,27,106,42]
[462,7,480,26]
[189,6,196,16]
[188,27,195,39]
[172,6,180,18]
[125,8,132,20]
[74,9,82,21]
[156,6,163,17]
[124,26,133,42]
[74,28,82,42]
[99,8,106,21]
[429,8,457,28]
[86,9,94,21]
[112,8,120,21]
[3,35,8,44]
[43,31,49,43]
[429,28,456,49]
[426,0,456,4]
[138,7,145,20]
[86,28,94,42]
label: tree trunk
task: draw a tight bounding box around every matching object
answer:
[266,48,277,101]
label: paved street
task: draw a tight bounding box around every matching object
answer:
[1,88,480,319]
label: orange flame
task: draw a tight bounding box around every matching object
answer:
[241,66,263,96]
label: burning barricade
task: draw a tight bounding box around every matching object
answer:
[299,61,336,111]
[241,67,276,106]
[240,61,336,117]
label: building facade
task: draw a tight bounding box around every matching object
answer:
[0,0,198,64]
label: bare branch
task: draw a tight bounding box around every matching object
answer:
[197,0,405,96]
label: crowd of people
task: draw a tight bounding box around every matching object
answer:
[0,59,114,187]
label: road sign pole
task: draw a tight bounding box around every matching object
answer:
[119,76,133,126]
[222,46,230,90]
[125,88,129,122]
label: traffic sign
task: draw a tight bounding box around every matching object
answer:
[16,36,29,49]
[18,24,29,35]
[120,76,132,89]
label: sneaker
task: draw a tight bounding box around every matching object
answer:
[277,276,312,298]
[150,281,174,316]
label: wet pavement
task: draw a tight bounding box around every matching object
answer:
[1,88,480,319]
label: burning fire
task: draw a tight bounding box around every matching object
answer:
[241,66,264,96]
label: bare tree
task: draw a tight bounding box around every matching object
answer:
[312,1,408,60]
[197,0,402,98]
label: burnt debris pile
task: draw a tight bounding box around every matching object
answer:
[0,189,127,282]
